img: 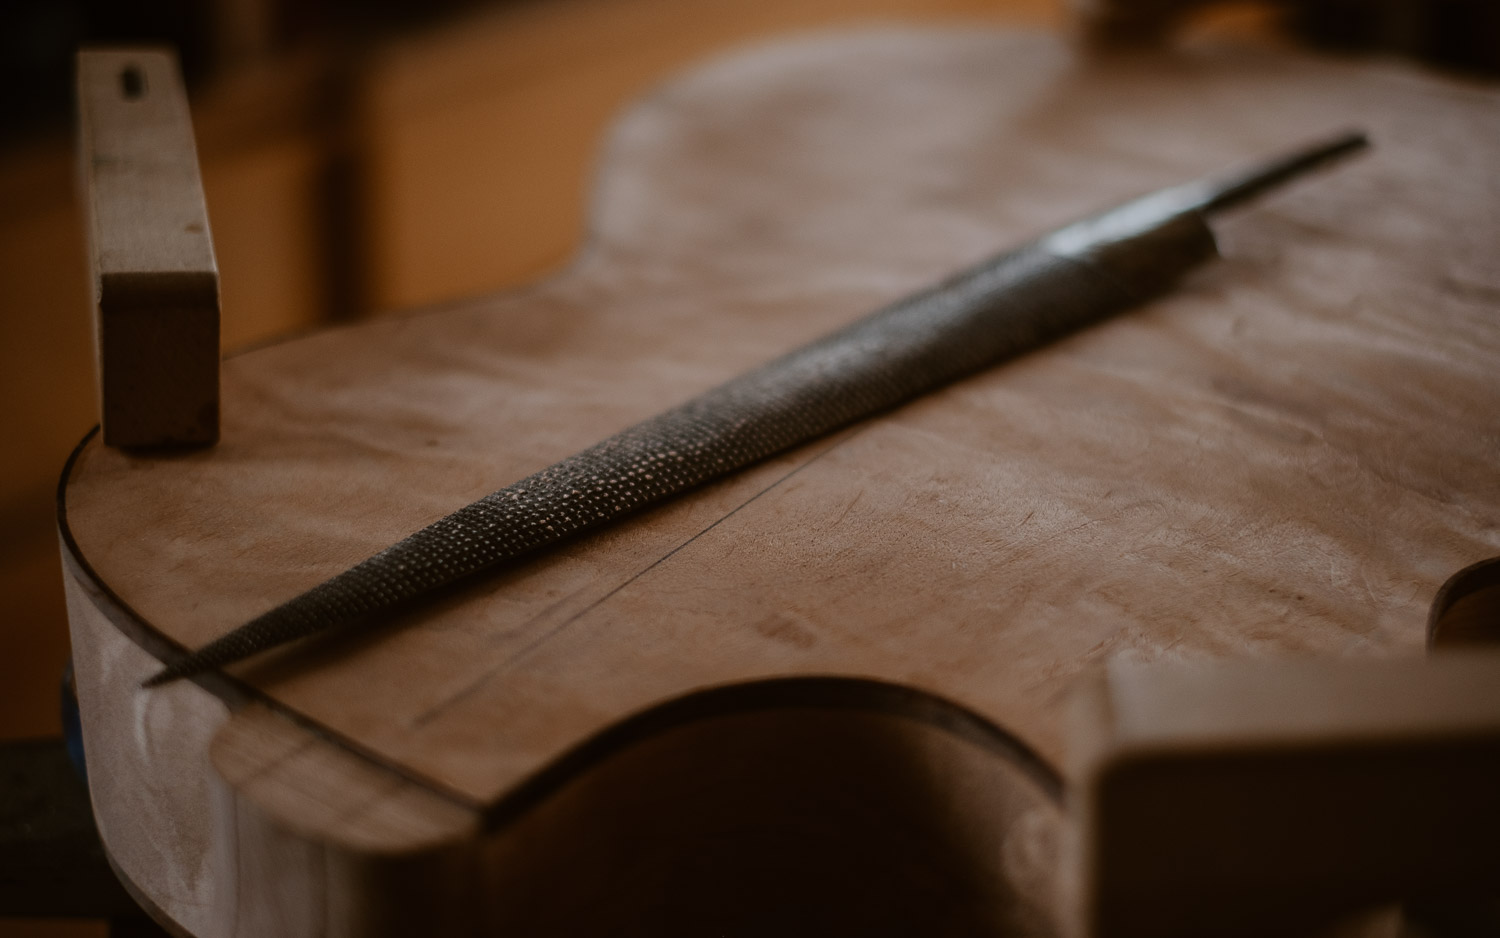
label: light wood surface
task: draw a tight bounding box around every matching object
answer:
[58,27,1500,936]
[77,50,221,448]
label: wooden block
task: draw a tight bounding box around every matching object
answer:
[1070,653,1500,938]
[78,48,220,448]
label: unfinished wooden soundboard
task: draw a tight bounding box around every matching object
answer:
[61,29,1500,937]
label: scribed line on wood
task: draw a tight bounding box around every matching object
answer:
[410,428,865,727]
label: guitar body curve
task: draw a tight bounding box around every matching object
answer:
[60,28,1500,936]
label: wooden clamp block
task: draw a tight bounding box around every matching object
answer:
[77,49,220,448]
[1070,652,1500,938]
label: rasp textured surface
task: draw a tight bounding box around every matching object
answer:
[148,244,1141,684]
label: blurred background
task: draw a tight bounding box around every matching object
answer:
[0,0,1495,934]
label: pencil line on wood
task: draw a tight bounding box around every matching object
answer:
[409,428,865,728]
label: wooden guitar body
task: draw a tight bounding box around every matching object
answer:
[60,29,1500,937]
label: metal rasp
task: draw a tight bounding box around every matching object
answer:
[145,132,1368,687]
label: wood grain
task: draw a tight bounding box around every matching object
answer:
[59,28,1500,936]
[77,49,221,448]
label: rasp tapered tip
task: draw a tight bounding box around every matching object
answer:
[141,663,185,688]
[140,609,305,687]
[142,650,224,687]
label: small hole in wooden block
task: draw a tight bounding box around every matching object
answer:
[120,65,145,100]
